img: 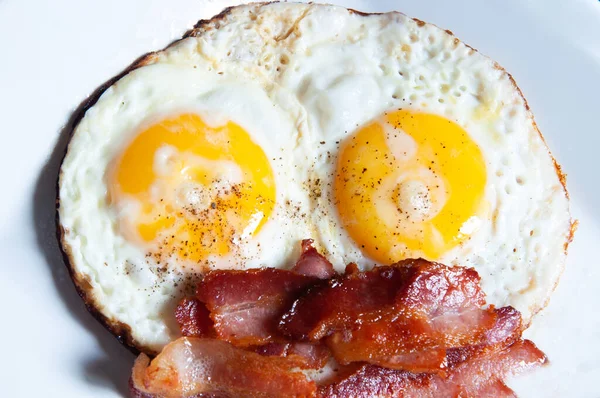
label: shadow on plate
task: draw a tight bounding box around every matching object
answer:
[31,72,141,397]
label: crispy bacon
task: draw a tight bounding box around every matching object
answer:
[280,259,486,341]
[196,268,319,346]
[175,275,329,370]
[280,262,415,341]
[130,337,316,398]
[154,250,546,398]
[175,297,214,338]
[327,305,522,373]
[292,239,335,279]
[318,339,546,398]
[280,259,522,374]
[192,241,332,347]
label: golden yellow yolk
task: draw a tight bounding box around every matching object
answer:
[108,113,275,263]
[335,110,486,263]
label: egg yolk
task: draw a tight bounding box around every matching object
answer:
[109,113,275,263]
[335,110,486,263]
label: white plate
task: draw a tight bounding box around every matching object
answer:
[0,0,598,396]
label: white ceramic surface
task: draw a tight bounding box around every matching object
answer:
[0,0,598,396]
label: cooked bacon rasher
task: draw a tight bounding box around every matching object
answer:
[280,259,523,374]
[188,240,334,347]
[280,259,488,341]
[130,338,316,398]
[318,339,547,398]
[195,268,317,346]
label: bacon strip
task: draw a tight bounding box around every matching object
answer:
[130,337,316,398]
[280,259,486,340]
[280,259,522,374]
[327,305,522,373]
[318,339,546,398]
[280,262,416,341]
[191,240,332,347]
[196,268,319,346]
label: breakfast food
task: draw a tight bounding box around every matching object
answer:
[58,2,573,356]
[318,341,546,397]
[130,252,547,397]
[131,338,319,397]
[132,337,546,397]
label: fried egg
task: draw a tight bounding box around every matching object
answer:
[58,3,573,353]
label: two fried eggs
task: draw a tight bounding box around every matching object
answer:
[58,3,572,353]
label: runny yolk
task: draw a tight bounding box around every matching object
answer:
[335,110,487,263]
[108,113,275,264]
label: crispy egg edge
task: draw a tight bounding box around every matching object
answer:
[56,2,575,356]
